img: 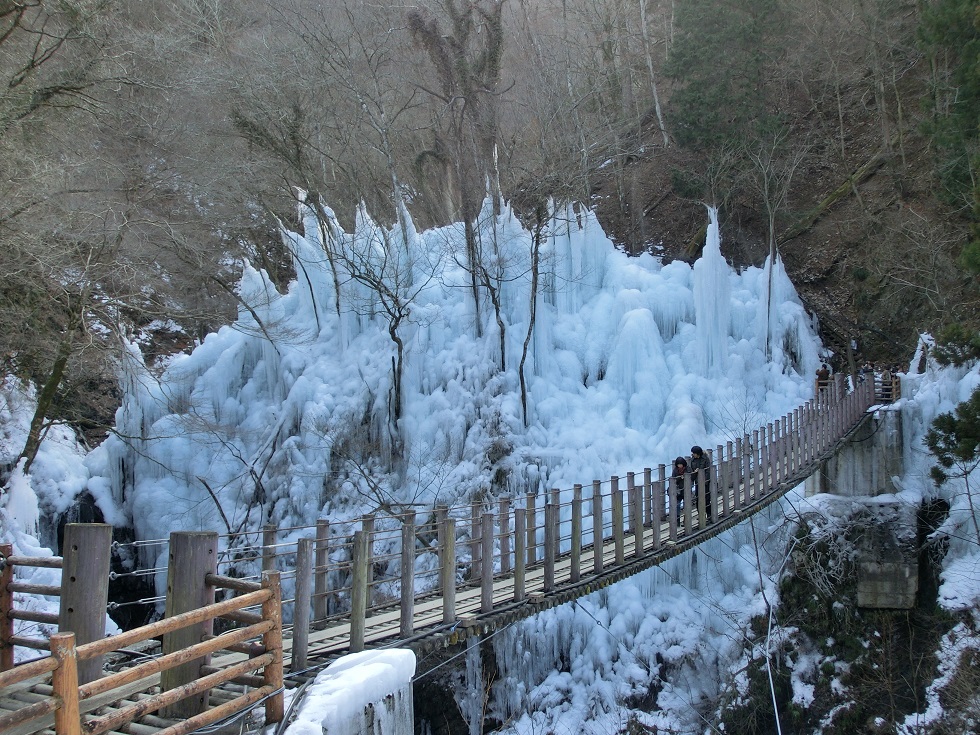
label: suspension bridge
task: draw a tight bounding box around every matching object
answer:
[0,374,898,735]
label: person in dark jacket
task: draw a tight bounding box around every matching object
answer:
[671,456,688,521]
[690,445,712,518]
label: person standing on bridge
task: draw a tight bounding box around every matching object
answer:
[671,456,688,522]
[690,446,711,519]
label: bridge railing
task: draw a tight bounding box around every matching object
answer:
[0,568,283,735]
[253,375,877,661]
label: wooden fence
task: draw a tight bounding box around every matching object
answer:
[0,531,284,735]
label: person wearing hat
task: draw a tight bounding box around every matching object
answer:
[690,446,711,520]
[671,456,688,522]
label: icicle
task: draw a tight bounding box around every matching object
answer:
[693,206,731,375]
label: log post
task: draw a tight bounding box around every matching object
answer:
[592,480,603,575]
[734,436,744,511]
[514,508,526,602]
[630,473,643,558]
[161,531,217,718]
[570,485,582,583]
[470,502,481,583]
[683,472,693,535]
[261,570,284,724]
[481,512,494,613]
[526,492,536,567]
[668,468,678,542]
[544,503,557,592]
[643,468,653,528]
[499,497,511,576]
[60,524,112,684]
[750,430,760,503]
[611,476,624,565]
[262,524,276,572]
[1,543,15,671]
[653,465,665,549]
[776,418,782,481]
[314,520,330,625]
[50,632,81,735]
[361,514,375,606]
[350,529,369,653]
[401,514,416,636]
[626,472,636,534]
[291,537,313,672]
[724,441,733,516]
[439,513,456,623]
[713,446,723,521]
[696,468,706,528]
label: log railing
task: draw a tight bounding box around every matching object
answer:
[0,570,284,735]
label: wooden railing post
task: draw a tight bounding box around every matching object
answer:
[401,514,416,636]
[695,468,706,528]
[611,476,625,565]
[626,472,636,534]
[544,503,557,592]
[592,480,603,574]
[50,632,80,735]
[668,468,678,542]
[314,520,330,625]
[481,512,494,613]
[643,468,653,528]
[714,445,724,521]
[438,512,456,623]
[262,524,276,572]
[514,508,526,602]
[629,472,643,558]
[470,502,482,583]
[350,529,369,653]
[682,472,693,535]
[499,497,511,576]
[361,514,375,607]
[60,523,112,685]
[762,424,770,490]
[0,543,14,671]
[750,430,760,502]
[571,485,582,583]
[261,570,285,724]
[291,537,313,672]
[724,442,733,516]
[653,465,665,549]
[161,531,217,718]
[772,420,781,484]
[526,492,537,567]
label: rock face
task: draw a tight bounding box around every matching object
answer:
[806,404,903,497]
[856,502,920,609]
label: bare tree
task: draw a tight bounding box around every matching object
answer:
[408,0,505,335]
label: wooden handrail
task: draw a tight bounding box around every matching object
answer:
[79,620,274,699]
[0,652,59,689]
[75,587,271,660]
[5,556,63,569]
[0,698,58,731]
[84,653,274,735]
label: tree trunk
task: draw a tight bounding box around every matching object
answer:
[20,333,74,474]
